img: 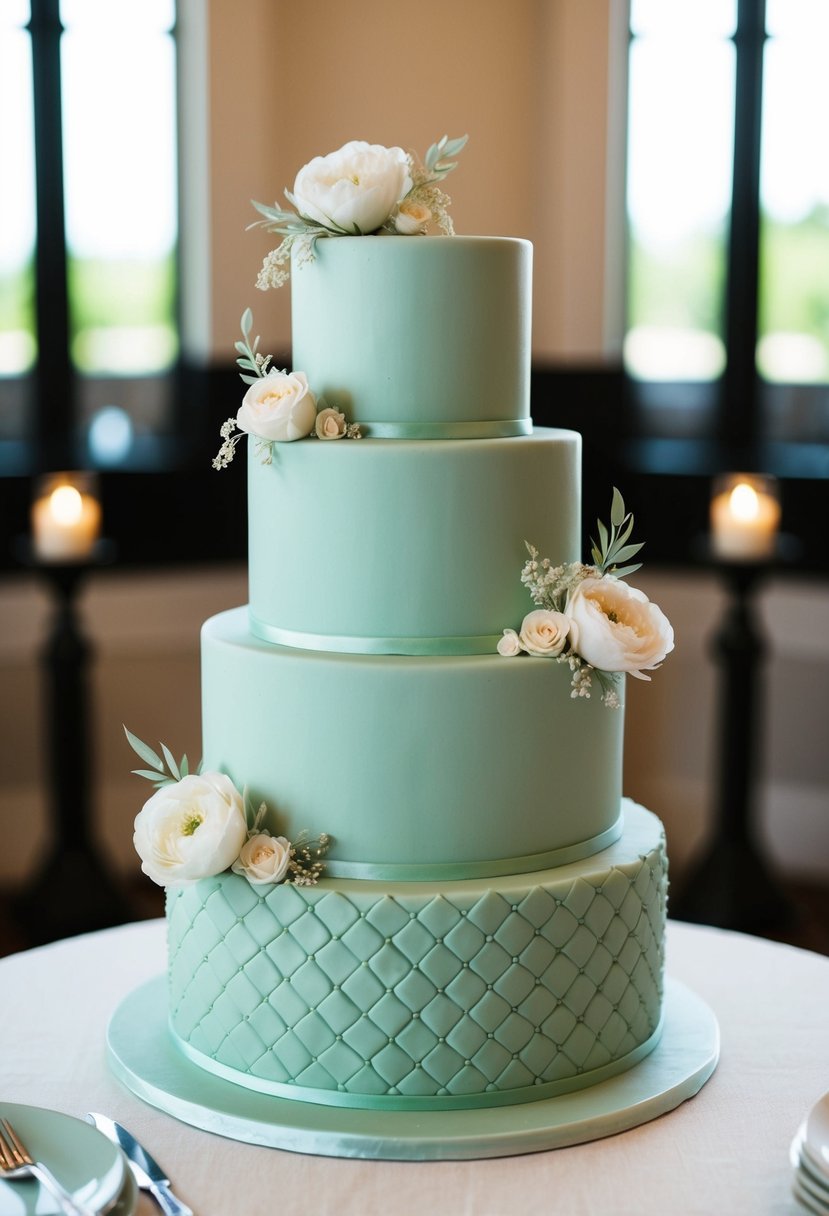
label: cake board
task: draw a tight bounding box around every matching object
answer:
[106,975,718,1161]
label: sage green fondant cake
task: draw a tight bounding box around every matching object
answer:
[132,139,675,1125]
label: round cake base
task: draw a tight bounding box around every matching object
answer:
[106,976,718,1161]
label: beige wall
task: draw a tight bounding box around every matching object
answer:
[201,0,622,364]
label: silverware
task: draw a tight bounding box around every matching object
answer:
[87,1113,193,1216]
[0,1116,95,1216]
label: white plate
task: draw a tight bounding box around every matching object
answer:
[806,1092,829,1178]
[794,1172,829,1216]
[0,1103,127,1216]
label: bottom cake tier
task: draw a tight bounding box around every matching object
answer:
[166,802,666,1112]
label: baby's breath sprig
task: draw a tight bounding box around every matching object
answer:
[287,832,332,887]
[393,134,469,237]
[520,543,590,613]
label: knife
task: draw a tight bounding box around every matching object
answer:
[86,1113,193,1216]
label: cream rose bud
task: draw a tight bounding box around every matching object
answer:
[315,407,347,440]
[497,628,522,657]
[394,200,432,235]
[232,833,292,885]
[519,609,571,657]
[133,772,247,888]
[567,575,674,679]
[291,140,412,235]
[236,370,317,443]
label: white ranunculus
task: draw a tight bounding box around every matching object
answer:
[567,575,674,679]
[133,772,247,887]
[497,628,522,657]
[394,199,432,235]
[519,609,571,657]
[291,140,412,235]
[237,370,317,443]
[232,832,292,886]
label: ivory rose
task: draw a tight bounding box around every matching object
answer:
[232,833,292,885]
[291,141,412,234]
[394,200,432,235]
[518,609,571,657]
[133,772,247,887]
[567,576,674,679]
[237,369,317,443]
[497,628,522,657]
[315,407,347,440]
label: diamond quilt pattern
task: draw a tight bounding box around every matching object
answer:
[167,821,667,1104]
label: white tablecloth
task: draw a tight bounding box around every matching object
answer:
[1,919,826,1216]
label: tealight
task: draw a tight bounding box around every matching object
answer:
[710,473,780,561]
[31,472,102,562]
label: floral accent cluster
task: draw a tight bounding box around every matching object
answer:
[126,729,330,889]
[498,490,674,707]
[213,310,361,469]
[252,134,468,291]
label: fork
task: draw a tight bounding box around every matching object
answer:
[0,1117,95,1216]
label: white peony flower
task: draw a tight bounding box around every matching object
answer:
[394,199,432,235]
[497,628,522,657]
[291,140,412,235]
[232,832,292,885]
[237,369,317,443]
[567,575,674,679]
[133,772,247,887]
[519,609,571,657]
[315,407,347,440]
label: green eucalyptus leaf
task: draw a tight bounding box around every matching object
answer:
[132,767,168,782]
[596,518,609,555]
[161,743,180,781]
[611,562,643,579]
[240,373,259,385]
[610,487,626,528]
[180,754,189,777]
[590,543,603,566]
[609,541,644,565]
[240,307,253,336]
[124,727,164,772]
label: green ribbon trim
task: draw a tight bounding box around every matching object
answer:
[170,1014,663,1112]
[324,814,624,881]
[361,418,532,440]
[249,612,503,657]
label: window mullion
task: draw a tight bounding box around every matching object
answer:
[27,0,75,471]
[721,0,766,462]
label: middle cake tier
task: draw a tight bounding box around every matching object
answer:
[247,427,580,654]
[202,609,625,878]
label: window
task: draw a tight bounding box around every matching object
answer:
[62,0,178,464]
[625,0,829,457]
[0,0,178,472]
[0,0,36,451]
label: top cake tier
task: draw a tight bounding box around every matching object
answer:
[291,236,532,436]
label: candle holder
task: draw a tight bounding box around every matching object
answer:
[672,540,793,933]
[12,537,133,944]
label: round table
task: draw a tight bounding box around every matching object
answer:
[1,919,825,1215]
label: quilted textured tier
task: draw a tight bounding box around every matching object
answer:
[167,803,666,1111]
[291,236,531,435]
[201,607,625,877]
[247,428,580,653]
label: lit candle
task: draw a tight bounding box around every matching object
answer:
[710,473,780,561]
[31,473,102,562]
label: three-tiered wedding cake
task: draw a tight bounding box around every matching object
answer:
[127,137,676,1130]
